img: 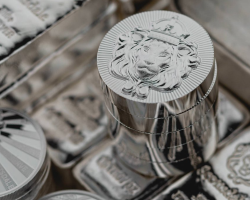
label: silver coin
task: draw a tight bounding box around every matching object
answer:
[39,190,105,200]
[0,108,50,200]
[97,10,216,118]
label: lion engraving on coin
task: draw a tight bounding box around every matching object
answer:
[109,16,201,99]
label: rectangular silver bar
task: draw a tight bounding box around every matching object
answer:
[0,2,117,112]
[32,68,110,169]
[0,0,111,98]
[153,126,250,200]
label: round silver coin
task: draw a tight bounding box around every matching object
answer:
[39,190,105,200]
[97,10,216,118]
[0,108,50,200]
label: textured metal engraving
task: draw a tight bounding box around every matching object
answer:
[0,108,46,198]
[109,16,201,99]
[227,143,250,186]
[98,11,214,103]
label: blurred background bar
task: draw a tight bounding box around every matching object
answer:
[169,0,250,107]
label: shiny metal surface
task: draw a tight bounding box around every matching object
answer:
[104,65,218,134]
[0,0,111,98]
[153,127,250,200]
[0,2,117,112]
[33,69,109,169]
[111,113,217,177]
[217,87,250,148]
[95,11,218,178]
[39,190,105,200]
[97,11,216,116]
[73,142,177,200]
[0,108,50,200]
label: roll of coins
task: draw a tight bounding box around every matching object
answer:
[97,11,218,177]
[0,108,51,200]
[39,190,105,200]
[153,126,250,200]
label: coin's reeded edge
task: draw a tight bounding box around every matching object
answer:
[39,190,106,200]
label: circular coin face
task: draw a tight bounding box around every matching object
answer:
[39,190,105,200]
[98,11,214,103]
[0,108,47,199]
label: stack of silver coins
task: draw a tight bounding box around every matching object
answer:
[0,108,51,200]
[97,10,218,178]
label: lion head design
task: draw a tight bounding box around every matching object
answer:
[109,16,201,99]
[227,143,250,186]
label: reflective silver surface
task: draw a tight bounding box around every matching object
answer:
[39,190,105,200]
[0,108,50,200]
[73,142,177,200]
[96,11,218,178]
[0,0,117,112]
[104,65,218,134]
[153,127,250,200]
[0,0,112,98]
[97,11,216,115]
[33,69,109,168]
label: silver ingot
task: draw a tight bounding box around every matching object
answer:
[39,190,105,200]
[33,68,109,169]
[73,142,177,200]
[153,127,250,200]
[97,11,217,120]
[0,108,50,200]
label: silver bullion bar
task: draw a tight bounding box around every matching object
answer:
[0,3,117,112]
[39,190,105,200]
[97,10,218,177]
[111,87,249,177]
[0,108,51,200]
[0,0,111,98]
[170,0,250,107]
[153,126,250,200]
[32,68,109,169]
[73,141,177,200]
